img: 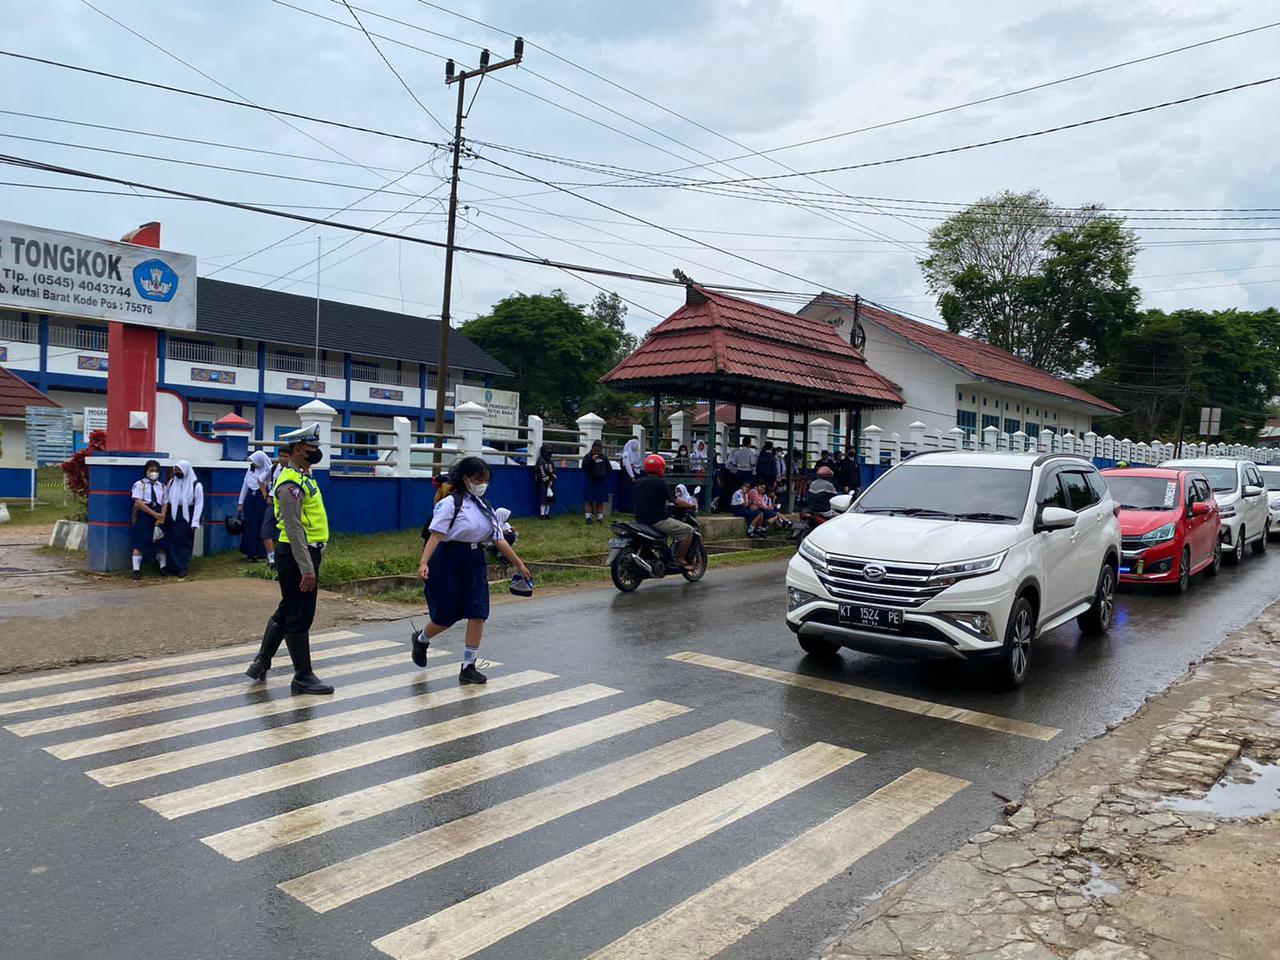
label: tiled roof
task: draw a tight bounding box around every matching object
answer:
[195,278,512,377]
[602,287,903,410]
[0,366,59,418]
[817,295,1120,414]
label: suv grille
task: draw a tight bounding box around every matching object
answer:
[817,553,945,608]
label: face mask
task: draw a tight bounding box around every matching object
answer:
[305,448,323,465]
[146,471,159,480]
[467,481,489,498]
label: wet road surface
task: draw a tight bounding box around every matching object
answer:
[2,548,1278,960]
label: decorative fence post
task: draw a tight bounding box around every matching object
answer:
[982,424,999,450]
[811,418,832,457]
[576,412,604,456]
[527,414,544,462]
[1010,429,1026,453]
[888,431,901,464]
[864,424,882,465]
[908,421,925,455]
[1038,429,1053,453]
[631,423,646,452]
[454,401,487,457]
[668,410,688,451]
[1102,435,1116,461]
[1135,441,1151,464]
[298,398,337,470]
[947,426,965,450]
[393,416,412,478]
[1083,431,1098,461]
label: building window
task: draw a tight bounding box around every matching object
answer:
[981,414,1000,433]
[956,409,977,437]
[957,391,963,402]
[341,431,379,460]
[1004,418,1020,434]
[982,398,987,407]
[1025,421,1040,436]
[190,420,213,439]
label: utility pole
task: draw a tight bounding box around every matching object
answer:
[433,39,524,469]
[1173,362,1195,457]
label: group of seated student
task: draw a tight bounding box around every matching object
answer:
[730,479,793,538]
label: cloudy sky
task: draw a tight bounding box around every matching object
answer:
[2,0,1278,339]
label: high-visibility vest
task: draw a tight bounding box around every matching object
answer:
[273,466,329,545]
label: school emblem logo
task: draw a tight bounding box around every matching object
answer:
[133,258,179,302]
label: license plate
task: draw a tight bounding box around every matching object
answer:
[838,604,904,632]
[608,538,628,548]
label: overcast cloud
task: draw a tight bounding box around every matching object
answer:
[2,0,1278,340]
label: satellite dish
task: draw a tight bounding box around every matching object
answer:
[851,320,866,352]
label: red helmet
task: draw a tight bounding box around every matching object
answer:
[643,454,667,476]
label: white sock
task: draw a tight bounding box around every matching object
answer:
[463,647,478,667]
[131,555,142,572]
[267,550,274,563]
[585,512,591,520]
[596,513,604,520]
[157,552,167,568]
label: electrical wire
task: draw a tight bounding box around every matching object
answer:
[338,0,450,134]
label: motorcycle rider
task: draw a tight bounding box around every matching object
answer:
[634,453,697,572]
[808,465,839,517]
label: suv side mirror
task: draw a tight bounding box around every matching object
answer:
[1243,485,1264,498]
[829,494,853,513]
[1038,506,1077,531]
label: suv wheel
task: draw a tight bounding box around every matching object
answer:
[987,596,1033,690]
[797,633,842,661]
[1078,563,1117,635]
[1174,547,1191,594]
[1252,522,1269,555]
[1229,528,1246,564]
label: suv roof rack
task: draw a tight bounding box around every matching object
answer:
[1032,452,1093,467]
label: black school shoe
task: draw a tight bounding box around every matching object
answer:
[410,628,430,667]
[459,663,487,684]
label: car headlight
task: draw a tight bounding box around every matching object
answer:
[1140,522,1176,545]
[788,587,821,612]
[798,537,828,572]
[1218,504,1236,518]
[1270,496,1280,508]
[929,551,1007,585]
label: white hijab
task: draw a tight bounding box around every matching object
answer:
[169,460,198,521]
[247,451,271,487]
[675,483,692,502]
[692,439,707,462]
[621,438,642,475]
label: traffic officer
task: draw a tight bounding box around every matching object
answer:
[244,423,333,695]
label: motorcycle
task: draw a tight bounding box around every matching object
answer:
[792,508,832,543]
[607,493,708,593]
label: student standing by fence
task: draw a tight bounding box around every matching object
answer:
[164,461,203,578]
[130,460,168,580]
[237,451,272,562]
[581,439,612,523]
[533,445,556,520]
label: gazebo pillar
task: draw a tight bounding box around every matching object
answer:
[801,408,811,470]
[651,394,662,453]
[705,387,718,511]
[785,404,797,513]
[732,400,743,449]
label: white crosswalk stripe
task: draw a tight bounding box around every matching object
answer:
[5,642,418,737]
[210,700,697,864]
[0,638,395,717]
[0,630,360,695]
[44,650,453,759]
[371,742,863,960]
[141,682,616,818]
[90,668,548,789]
[11,643,979,960]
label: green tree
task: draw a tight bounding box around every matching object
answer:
[1086,308,1280,443]
[920,190,1140,376]
[459,290,632,423]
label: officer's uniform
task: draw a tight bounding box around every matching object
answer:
[245,424,333,695]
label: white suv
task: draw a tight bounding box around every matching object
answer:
[786,451,1121,688]
[1258,465,1280,539]
[1161,458,1269,563]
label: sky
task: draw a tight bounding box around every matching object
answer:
[1,0,1278,342]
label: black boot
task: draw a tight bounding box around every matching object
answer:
[285,632,334,695]
[246,618,285,681]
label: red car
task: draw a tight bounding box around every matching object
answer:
[1102,467,1221,592]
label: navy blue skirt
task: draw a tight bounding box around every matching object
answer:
[131,512,162,554]
[426,541,491,627]
[584,474,609,503]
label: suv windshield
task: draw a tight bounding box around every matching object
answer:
[855,464,1030,522]
[1106,476,1178,511]
[1187,466,1239,493]
[1261,471,1280,492]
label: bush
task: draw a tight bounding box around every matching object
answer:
[60,430,108,506]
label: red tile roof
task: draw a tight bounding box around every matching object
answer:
[0,366,59,418]
[602,287,903,409]
[820,296,1120,414]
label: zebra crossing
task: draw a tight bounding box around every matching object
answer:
[0,629,1000,960]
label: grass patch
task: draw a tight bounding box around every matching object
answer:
[3,467,80,527]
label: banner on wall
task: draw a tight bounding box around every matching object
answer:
[0,220,197,330]
[455,384,520,440]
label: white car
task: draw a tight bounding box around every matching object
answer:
[1257,465,1280,538]
[785,451,1121,688]
[1161,458,1269,563]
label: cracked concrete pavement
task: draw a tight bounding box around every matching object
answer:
[824,599,1280,960]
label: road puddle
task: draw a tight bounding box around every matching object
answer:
[1162,756,1280,819]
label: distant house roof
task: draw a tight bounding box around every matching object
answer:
[602,286,903,410]
[195,278,512,377]
[809,294,1121,415]
[0,365,59,418]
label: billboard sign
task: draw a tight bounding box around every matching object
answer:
[0,220,196,330]
[455,384,520,440]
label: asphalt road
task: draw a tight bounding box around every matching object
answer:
[2,546,1278,960]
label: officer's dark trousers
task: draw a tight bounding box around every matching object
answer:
[260,545,323,673]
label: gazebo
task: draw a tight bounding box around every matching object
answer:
[601,284,903,508]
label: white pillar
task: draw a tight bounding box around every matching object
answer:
[526,414,544,462]
[1039,429,1054,453]
[908,420,926,452]
[576,412,604,456]
[298,398,337,470]
[1135,441,1151,464]
[947,426,965,450]
[982,424,999,450]
[631,423,646,452]
[811,417,831,456]
[392,416,412,478]
[1010,430,1027,452]
[668,410,688,450]
[1083,431,1097,460]
[1102,434,1116,460]
[454,400,487,457]
[864,424,882,464]
[889,431,901,464]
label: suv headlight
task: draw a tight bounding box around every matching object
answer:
[798,537,828,573]
[929,551,1007,585]
[1140,522,1176,545]
[788,587,821,612]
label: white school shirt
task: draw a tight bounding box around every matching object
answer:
[731,488,747,507]
[131,478,167,508]
[429,494,504,544]
[167,479,204,527]
[237,469,269,506]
